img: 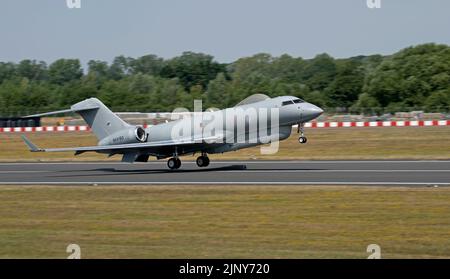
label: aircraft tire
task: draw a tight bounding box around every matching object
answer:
[196,156,210,167]
[168,158,180,170]
[299,137,308,144]
[203,156,210,167]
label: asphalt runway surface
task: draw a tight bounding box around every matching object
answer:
[0,160,449,186]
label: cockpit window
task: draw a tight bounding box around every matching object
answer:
[293,99,305,104]
[282,100,294,106]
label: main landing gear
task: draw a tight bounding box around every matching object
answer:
[167,153,210,170]
[196,153,210,168]
[297,123,308,144]
[167,157,181,170]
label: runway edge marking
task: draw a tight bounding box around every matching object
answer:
[0,182,449,186]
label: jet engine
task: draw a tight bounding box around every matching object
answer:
[98,126,148,146]
[134,126,147,142]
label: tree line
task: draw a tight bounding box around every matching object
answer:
[0,43,449,116]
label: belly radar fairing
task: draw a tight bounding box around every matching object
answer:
[22,95,323,169]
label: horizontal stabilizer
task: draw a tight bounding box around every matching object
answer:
[25,105,100,118]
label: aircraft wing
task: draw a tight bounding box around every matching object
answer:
[21,135,224,155]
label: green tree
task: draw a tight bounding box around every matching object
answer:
[302,53,337,91]
[425,90,450,112]
[206,73,230,108]
[108,56,132,80]
[0,62,16,84]
[270,54,306,83]
[88,60,109,82]
[364,43,450,108]
[17,60,47,81]
[48,59,83,85]
[351,93,381,114]
[129,55,164,76]
[325,60,364,107]
[2,44,450,115]
[230,53,273,82]
[161,52,226,91]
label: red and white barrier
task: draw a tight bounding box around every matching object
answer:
[303,120,450,128]
[0,125,91,133]
[0,120,449,133]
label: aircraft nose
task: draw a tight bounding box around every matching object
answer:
[304,103,324,119]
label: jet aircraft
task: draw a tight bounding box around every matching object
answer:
[22,94,323,169]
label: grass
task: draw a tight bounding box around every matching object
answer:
[0,185,449,259]
[1,126,450,161]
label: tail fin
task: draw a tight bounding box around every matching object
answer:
[71,98,130,141]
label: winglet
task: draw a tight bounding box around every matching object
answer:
[21,135,43,152]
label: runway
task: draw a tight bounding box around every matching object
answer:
[0,160,449,186]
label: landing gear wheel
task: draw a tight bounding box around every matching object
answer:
[298,137,308,144]
[168,158,181,170]
[297,123,307,144]
[203,156,210,167]
[196,156,210,167]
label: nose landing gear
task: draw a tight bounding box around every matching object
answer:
[196,153,210,168]
[297,123,308,144]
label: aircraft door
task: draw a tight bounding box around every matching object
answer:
[298,103,303,122]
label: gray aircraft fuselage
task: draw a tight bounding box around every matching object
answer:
[23,95,323,168]
[98,96,323,158]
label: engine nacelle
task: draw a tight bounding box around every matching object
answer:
[98,126,148,146]
[134,126,147,142]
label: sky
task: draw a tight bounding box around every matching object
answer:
[0,0,449,66]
